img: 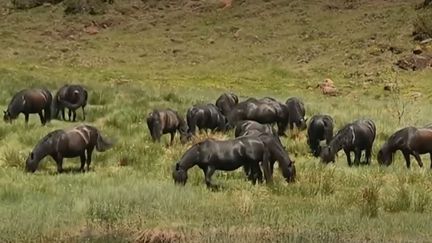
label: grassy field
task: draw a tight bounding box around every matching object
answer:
[1,0,432,242]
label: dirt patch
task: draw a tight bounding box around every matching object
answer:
[396,54,432,71]
[134,228,185,243]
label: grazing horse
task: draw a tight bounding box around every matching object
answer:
[186,104,227,136]
[215,92,239,116]
[25,124,113,173]
[227,97,289,136]
[146,109,189,145]
[4,88,52,125]
[307,115,334,157]
[234,120,277,138]
[378,126,432,168]
[320,119,376,166]
[285,97,307,131]
[172,134,296,189]
[53,84,88,122]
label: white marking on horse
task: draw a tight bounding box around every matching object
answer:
[68,126,90,145]
[22,96,26,106]
[350,126,356,144]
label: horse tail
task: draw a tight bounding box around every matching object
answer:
[96,130,114,152]
[43,89,53,122]
[186,107,198,135]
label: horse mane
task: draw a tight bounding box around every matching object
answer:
[34,129,64,149]
[7,89,28,115]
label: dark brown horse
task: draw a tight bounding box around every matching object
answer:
[25,124,113,173]
[227,97,289,136]
[4,88,52,125]
[307,115,334,157]
[286,97,307,131]
[146,109,190,145]
[172,133,296,189]
[215,92,239,116]
[378,126,432,168]
[53,84,88,122]
[186,104,228,136]
[321,119,376,166]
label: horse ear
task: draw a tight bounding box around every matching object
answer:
[29,152,34,160]
[175,163,180,170]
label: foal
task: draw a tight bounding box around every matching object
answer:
[146,109,189,145]
[320,119,376,166]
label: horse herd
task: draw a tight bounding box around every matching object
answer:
[4,87,432,189]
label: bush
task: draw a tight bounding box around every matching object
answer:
[413,9,432,41]
[11,0,62,9]
[64,0,113,15]
[360,184,379,218]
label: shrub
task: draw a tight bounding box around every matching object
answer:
[10,0,62,9]
[64,0,113,15]
[413,9,432,40]
[359,184,379,218]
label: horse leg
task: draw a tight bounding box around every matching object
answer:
[24,113,29,125]
[344,149,352,166]
[38,111,45,125]
[80,153,86,172]
[429,153,432,169]
[169,132,175,146]
[365,146,372,165]
[402,151,411,168]
[55,155,64,173]
[203,166,217,190]
[72,110,77,122]
[82,106,86,121]
[412,152,424,168]
[61,108,66,120]
[86,148,94,172]
[68,109,72,121]
[354,148,361,166]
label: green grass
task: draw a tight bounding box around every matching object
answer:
[1,0,432,242]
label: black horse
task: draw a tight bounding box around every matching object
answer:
[25,124,113,173]
[172,133,296,188]
[186,104,227,136]
[53,84,88,122]
[215,92,239,116]
[320,119,376,166]
[377,126,432,168]
[146,109,189,145]
[4,88,52,125]
[227,97,289,136]
[286,97,307,131]
[234,120,276,137]
[307,115,334,157]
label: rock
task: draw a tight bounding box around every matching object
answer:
[396,54,432,71]
[83,26,99,35]
[208,38,215,44]
[317,78,338,96]
[383,83,396,91]
[413,46,423,55]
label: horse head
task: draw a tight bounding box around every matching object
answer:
[3,110,12,123]
[172,162,188,185]
[25,152,38,173]
[320,146,335,163]
[377,148,392,166]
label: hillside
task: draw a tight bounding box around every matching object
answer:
[1,0,432,242]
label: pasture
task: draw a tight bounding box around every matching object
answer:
[1,0,432,242]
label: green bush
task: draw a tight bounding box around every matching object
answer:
[11,0,62,9]
[63,0,113,15]
[414,9,432,40]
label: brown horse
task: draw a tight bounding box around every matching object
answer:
[25,124,113,173]
[4,88,52,125]
[53,84,88,122]
[378,126,432,168]
[146,109,190,145]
